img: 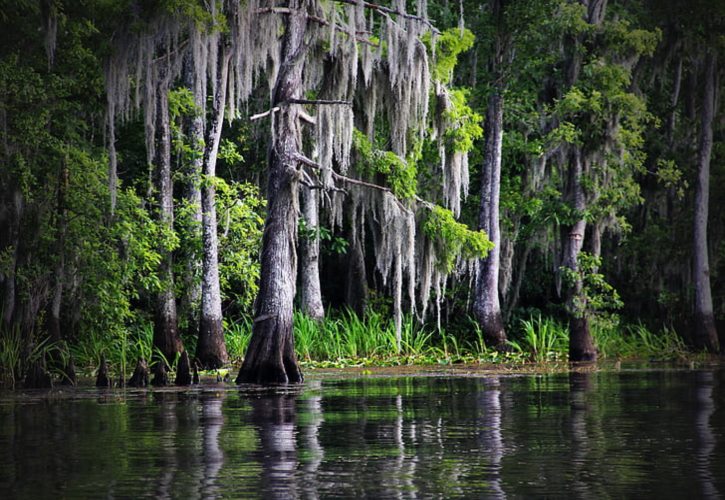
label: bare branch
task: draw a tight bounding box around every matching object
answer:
[333,0,439,33]
[287,98,352,106]
[298,109,316,125]
[256,7,292,15]
[258,7,378,46]
[293,154,411,211]
[250,107,280,121]
[293,152,320,169]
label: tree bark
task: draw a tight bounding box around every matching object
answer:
[236,2,306,384]
[196,48,231,369]
[345,229,368,317]
[1,188,22,329]
[692,51,719,353]
[563,150,597,362]
[179,55,204,342]
[473,91,507,348]
[46,161,68,346]
[559,0,603,363]
[153,67,184,363]
[298,185,324,320]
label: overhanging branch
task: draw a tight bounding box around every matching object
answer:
[333,0,439,33]
[287,98,352,106]
[257,7,379,46]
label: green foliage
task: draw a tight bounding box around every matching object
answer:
[353,129,418,200]
[443,89,484,153]
[508,315,569,362]
[298,219,349,255]
[225,317,253,362]
[593,318,687,360]
[168,87,200,156]
[654,159,688,199]
[216,179,265,310]
[561,252,623,318]
[423,28,475,83]
[0,326,23,388]
[423,206,493,273]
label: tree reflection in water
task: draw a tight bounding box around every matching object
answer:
[569,370,593,499]
[200,391,226,498]
[249,387,302,499]
[695,370,719,498]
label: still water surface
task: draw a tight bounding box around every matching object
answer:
[0,367,723,498]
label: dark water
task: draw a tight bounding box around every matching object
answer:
[1,368,724,499]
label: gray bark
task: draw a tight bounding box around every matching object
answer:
[298,185,324,320]
[560,0,604,363]
[237,1,306,384]
[1,188,22,329]
[692,51,719,353]
[345,229,368,317]
[474,91,507,348]
[47,163,68,345]
[153,65,184,363]
[180,55,204,341]
[197,48,231,368]
[562,150,596,362]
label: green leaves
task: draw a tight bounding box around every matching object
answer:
[561,252,623,318]
[423,206,493,273]
[423,28,475,84]
[353,129,418,200]
[444,89,483,153]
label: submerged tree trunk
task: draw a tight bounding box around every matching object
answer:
[153,68,184,362]
[196,49,231,369]
[563,150,597,362]
[474,91,507,348]
[298,185,324,320]
[237,2,306,385]
[692,51,719,353]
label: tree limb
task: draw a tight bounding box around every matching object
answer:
[287,98,352,106]
[293,153,412,212]
[333,0,439,33]
[258,7,379,46]
[250,107,280,121]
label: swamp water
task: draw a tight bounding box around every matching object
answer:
[0,367,723,498]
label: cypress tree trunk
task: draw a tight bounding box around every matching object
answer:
[559,0,604,363]
[236,2,305,384]
[563,150,597,362]
[153,68,184,363]
[47,161,68,349]
[196,48,231,368]
[298,185,324,320]
[345,230,368,317]
[474,90,507,348]
[1,188,22,329]
[692,51,719,353]
[180,56,204,341]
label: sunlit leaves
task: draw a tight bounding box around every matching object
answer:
[423,205,493,273]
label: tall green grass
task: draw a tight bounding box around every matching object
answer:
[507,315,568,363]
[593,318,687,359]
[0,326,23,387]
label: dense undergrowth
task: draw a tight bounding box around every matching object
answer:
[0,310,698,388]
